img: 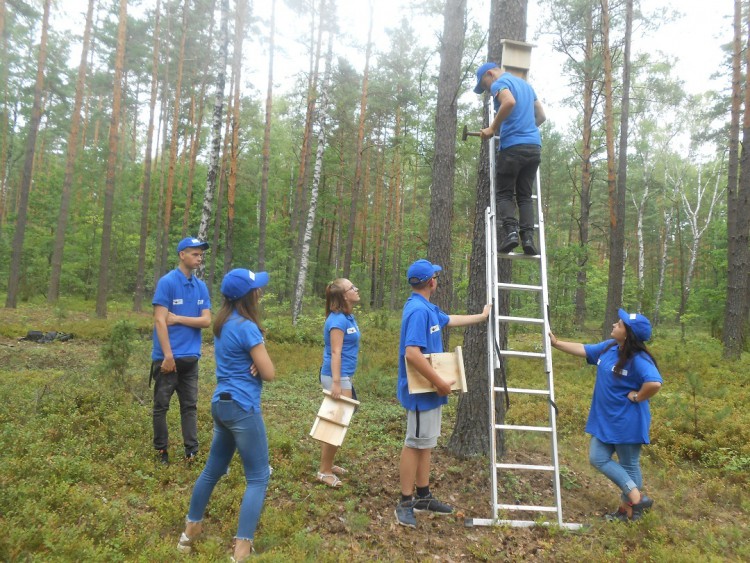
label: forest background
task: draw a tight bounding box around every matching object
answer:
[2,0,750,560]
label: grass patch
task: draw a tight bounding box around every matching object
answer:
[0,305,748,560]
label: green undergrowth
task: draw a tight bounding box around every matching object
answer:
[0,306,748,561]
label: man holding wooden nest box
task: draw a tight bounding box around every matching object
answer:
[395,259,491,528]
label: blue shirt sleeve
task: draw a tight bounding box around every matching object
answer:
[403,309,431,351]
[152,275,173,309]
[584,340,616,366]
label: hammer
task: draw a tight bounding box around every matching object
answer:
[462,125,481,141]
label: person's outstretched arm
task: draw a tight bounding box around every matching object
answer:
[548,332,586,357]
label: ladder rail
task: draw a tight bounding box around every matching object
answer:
[470,83,580,530]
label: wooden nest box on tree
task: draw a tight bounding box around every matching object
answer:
[500,39,534,79]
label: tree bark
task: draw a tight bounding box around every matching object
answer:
[258,0,275,271]
[723,0,747,358]
[429,0,466,346]
[47,0,95,304]
[94,0,127,318]
[293,25,333,324]
[5,0,50,309]
[197,0,229,278]
[133,0,162,312]
[342,2,373,278]
[603,0,629,331]
[448,0,527,457]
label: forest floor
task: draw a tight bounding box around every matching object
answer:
[1,303,749,561]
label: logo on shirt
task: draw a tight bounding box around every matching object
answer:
[612,367,629,376]
[346,327,357,334]
[430,324,440,334]
[197,300,204,305]
[173,298,183,305]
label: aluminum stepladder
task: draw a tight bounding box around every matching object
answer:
[467,90,582,531]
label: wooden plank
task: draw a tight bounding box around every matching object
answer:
[406,346,467,394]
[316,392,358,426]
[309,417,348,447]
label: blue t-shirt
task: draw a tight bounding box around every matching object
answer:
[321,312,360,377]
[213,312,265,412]
[490,72,541,150]
[151,268,211,360]
[583,339,663,444]
[397,293,450,411]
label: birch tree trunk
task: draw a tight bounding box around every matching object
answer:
[94,0,127,318]
[48,0,95,304]
[5,0,50,308]
[653,173,677,326]
[293,27,333,325]
[134,0,162,312]
[197,0,229,278]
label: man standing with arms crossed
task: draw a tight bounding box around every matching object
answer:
[475,62,546,255]
[151,237,212,465]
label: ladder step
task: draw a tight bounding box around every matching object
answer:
[496,282,543,292]
[498,350,546,358]
[496,504,558,513]
[497,252,541,260]
[496,315,545,325]
[495,424,552,432]
[499,387,551,395]
[496,463,555,471]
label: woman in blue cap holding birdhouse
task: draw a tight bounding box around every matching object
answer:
[178,268,274,561]
[549,309,662,522]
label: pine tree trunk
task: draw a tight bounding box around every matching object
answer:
[48,0,94,304]
[429,0,466,346]
[448,0,526,458]
[182,69,209,238]
[159,0,189,278]
[224,0,246,271]
[94,0,127,318]
[0,0,10,230]
[133,0,162,312]
[258,0,275,271]
[197,0,229,278]
[342,3,372,278]
[723,0,747,358]
[5,0,50,308]
[603,0,630,334]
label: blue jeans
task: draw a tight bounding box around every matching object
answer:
[187,399,270,540]
[152,357,199,455]
[589,436,642,501]
[495,144,541,233]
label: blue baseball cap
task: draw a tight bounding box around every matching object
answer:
[407,259,442,285]
[176,236,209,253]
[221,268,269,300]
[618,308,652,342]
[474,62,498,94]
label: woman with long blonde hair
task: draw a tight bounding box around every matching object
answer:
[317,278,361,488]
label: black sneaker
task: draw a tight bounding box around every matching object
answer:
[521,232,538,255]
[412,493,453,514]
[158,449,169,465]
[630,495,653,521]
[394,500,416,528]
[185,451,198,463]
[604,508,628,522]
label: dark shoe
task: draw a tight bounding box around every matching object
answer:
[604,508,628,522]
[158,449,169,465]
[498,229,519,253]
[185,451,198,463]
[521,231,538,255]
[394,500,416,528]
[630,495,653,521]
[412,493,454,514]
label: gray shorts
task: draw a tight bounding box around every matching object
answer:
[404,406,443,449]
[320,374,353,391]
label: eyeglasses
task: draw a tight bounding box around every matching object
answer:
[347,285,359,293]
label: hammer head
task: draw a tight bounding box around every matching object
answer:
[462,125,469,141]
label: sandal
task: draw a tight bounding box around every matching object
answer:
[331,465,348,476]
[317,472,342,488]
